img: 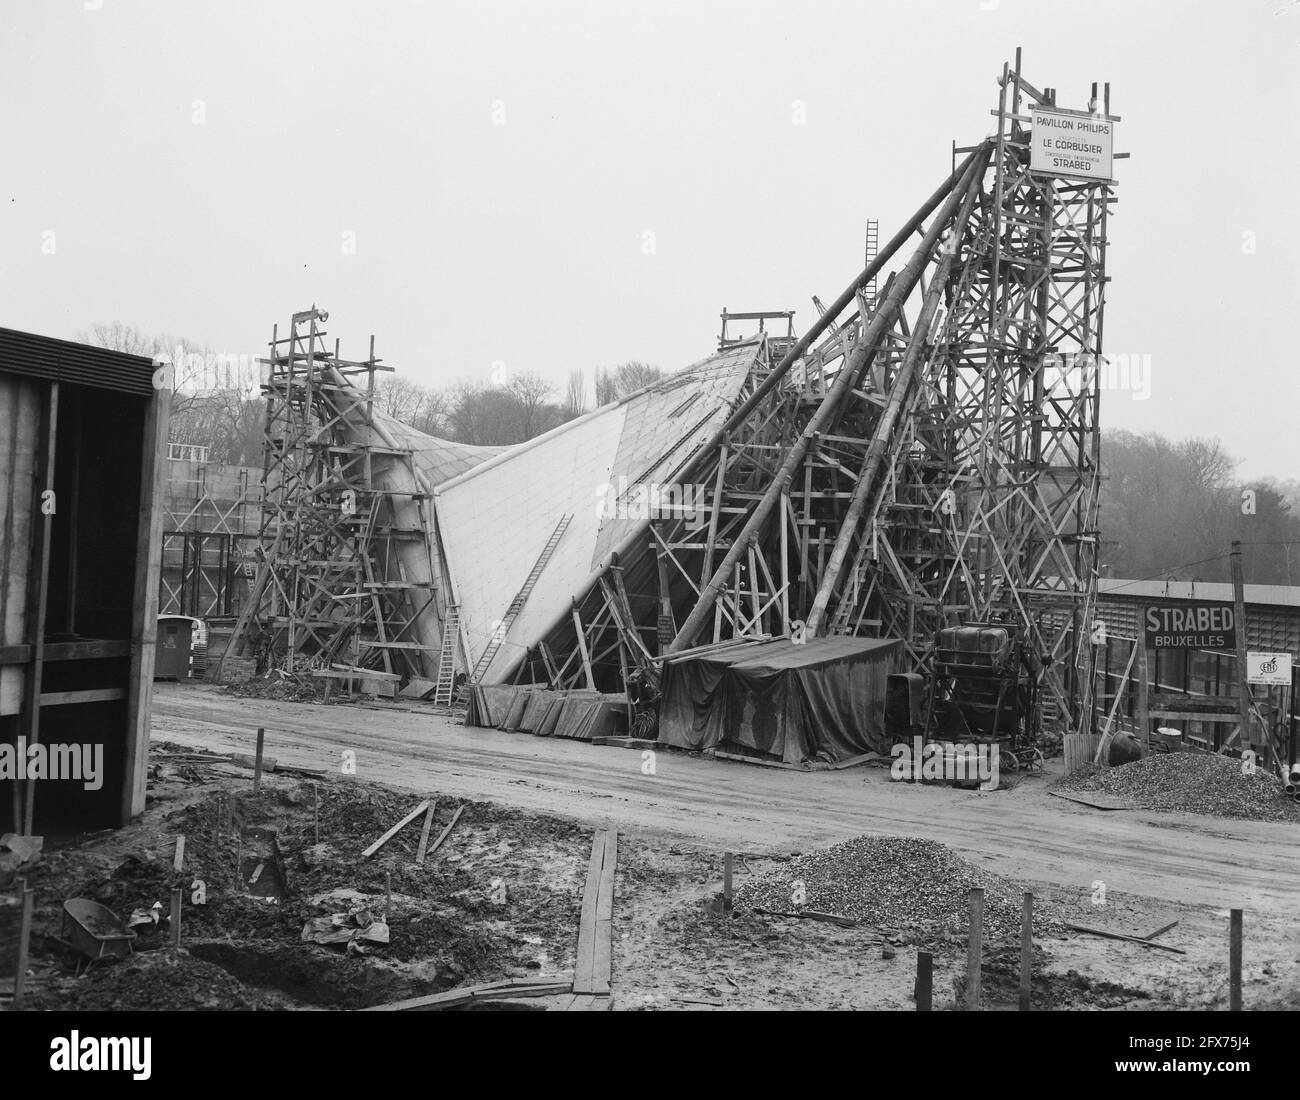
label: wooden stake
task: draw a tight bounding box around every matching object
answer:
[173,835,185,874]
[966,887,984,1011]
[915,950,932,1011]
[313,782,320,846]
[13,879,34,1008]
[252,727,266,793]
[1229,908,1242,1011]
[415,799,437,864]
[1136,616,1150,754]
[385,871,392,924]
[170,887,182,949]
[1019,891,1033,1011]
[723,852,733,913]
[1230,542,1257,762]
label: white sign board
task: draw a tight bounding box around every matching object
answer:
[1247,651,1292,686]
[1030,107,1114,182]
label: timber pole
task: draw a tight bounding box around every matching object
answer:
[667,147,990,654]
[805,153,988,636]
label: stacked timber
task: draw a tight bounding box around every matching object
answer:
[464,685,629,742]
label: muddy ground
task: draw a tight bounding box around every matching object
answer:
[12,721,1300,1010]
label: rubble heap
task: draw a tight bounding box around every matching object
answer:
[1057,752,1299,823]
[736,835,1058,943]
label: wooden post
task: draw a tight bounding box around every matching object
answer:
[1019,891,1033,1011]
[385,870,392,925]
[13,879,34,1007]
[120,381,170,823]
[19,382,59,836]
[723,852,733,913]
[1136,615,1150,753]
[966,887,984,1011]
[173,835,185,874]
[571,605,597,692]
[915,950,932,1011]
[170,887,182,949]
[252,727,266,793]
[1230,542,1254,760]
[313,783,321,846]
[1229,908,1242,1011]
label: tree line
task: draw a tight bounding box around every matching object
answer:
[82,324,1300,586]
[1099,430,1300,587]
[80,322,664,464]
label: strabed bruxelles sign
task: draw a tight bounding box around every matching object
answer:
[1143,603,1236,650]
[1029,106,1114,182]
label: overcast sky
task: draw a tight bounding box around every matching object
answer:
[2,0,1296,478]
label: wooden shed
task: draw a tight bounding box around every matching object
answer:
[0,327,169,830]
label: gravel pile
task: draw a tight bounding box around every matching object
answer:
[736,835,1057,943]
[1057,752,1299,823]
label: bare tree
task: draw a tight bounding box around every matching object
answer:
[595,361,665,405]
[562,369,587,420]
[508,372,555,440]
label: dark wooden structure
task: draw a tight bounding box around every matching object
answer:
[0,327,168,829]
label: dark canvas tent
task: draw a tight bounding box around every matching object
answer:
[657,636,904,764]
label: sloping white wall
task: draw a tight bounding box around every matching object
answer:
[436,404,629,681]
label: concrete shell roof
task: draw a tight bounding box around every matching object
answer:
[433,344,761,681]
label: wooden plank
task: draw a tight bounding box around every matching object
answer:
[123,382,170,824]
[1065,923,1187,954]
[0,640,132,663]
[426,805,464,860]
[568,994,612,1012]
[36,688,125,706]
[1150,711,1241,722]
[1048,790,1136,811]
[1142,919,1179,941]
[361,799,430,859]
[363,978,572,1012]
[590,829,617,995]
[415,800,437,864]
[573,829,606,994]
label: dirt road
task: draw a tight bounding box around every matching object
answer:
[152,683,1300,915]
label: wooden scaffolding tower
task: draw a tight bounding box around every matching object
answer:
[217,308,444,683]
[513,55,1114,739]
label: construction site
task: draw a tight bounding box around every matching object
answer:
[2,40,1297,1029]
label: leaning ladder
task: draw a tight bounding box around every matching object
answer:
[467,513,573,686]
[432,604,460,706]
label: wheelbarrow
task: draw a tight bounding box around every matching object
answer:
[61,898,136,973]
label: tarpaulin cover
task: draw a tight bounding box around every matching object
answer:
[657,636,904,764]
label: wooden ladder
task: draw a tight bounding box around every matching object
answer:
[467,514,572,685]
[432,604,460,706]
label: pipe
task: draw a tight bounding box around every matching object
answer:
[667,146,990,653]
